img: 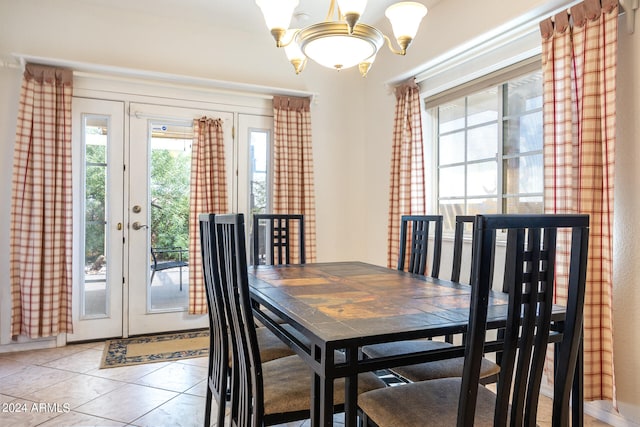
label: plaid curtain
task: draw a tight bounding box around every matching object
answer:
[272,96,317,263]
[540,0,617,402]
[387,79,426,269]
[188,117,228,314]
[10,64,74,338]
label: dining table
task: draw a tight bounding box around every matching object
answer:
[248,261,582,427]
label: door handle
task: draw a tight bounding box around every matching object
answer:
[132,221,149,230]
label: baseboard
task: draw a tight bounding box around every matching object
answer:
[584,400,640,427]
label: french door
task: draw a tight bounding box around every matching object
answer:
[68,98,125,341]
[68,99,268,341]
[127,103,233,336]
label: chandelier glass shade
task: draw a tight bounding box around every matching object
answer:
[256,0,427,77]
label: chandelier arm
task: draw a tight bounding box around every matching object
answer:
[326,0,337,21]
[383,34,407,56]
[277,29,301,49]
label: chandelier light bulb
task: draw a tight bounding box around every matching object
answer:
[336,0,368,32]
[256,0,299,46]
[283,29,307,74]
[385,2,428,52]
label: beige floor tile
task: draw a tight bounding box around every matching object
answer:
[184,378,208,397]
[176,355,209,368]
[0,356,29,379]
[1,345,87,366]
[24,373,125,409]
[0,338,614,427]
[0,365,78,398]
[37,410,127,426]
[85,361,170,382]
[134,361,208,392]
[74,382,177,423]
[0,396,68,427]
[132,393,205,427]
[42,348,104,373]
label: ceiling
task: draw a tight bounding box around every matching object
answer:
[82,0,442,37]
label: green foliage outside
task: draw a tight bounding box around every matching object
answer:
[84,144,191,265]
[85,144,106,265]
[150,148,191,262]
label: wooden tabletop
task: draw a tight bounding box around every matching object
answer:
[249,261,512,347]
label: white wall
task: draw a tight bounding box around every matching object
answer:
[0,0,638,423]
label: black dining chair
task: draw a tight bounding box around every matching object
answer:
[397,215,443,277]
[451,215,478,284]
[358,214,589,427]
[252,213,305,266]
[213,213,386,426]
[199,214,296,427]
[362,215,500,383]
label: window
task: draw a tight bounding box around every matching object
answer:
[248,129,271,216]
[425,64,543,231]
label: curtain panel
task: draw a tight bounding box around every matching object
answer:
[272,96,317,263]
[10,64,74,338]
[387,79,426,270]
[540,0,617,402]
[188,117,228,314]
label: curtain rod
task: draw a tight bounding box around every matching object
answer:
[8,53,319,103]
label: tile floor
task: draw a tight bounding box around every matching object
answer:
[0,341,611,427]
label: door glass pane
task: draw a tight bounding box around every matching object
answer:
[149,122,193,312]
[83,115,109,318]
[248,128,271,265]
[249,129,270,215]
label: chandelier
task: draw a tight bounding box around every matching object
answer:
[256,0,428,77]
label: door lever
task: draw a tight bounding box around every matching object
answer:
[132,221,149,230]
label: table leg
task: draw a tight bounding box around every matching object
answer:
[311,372,320,426]
[344,374,358,427]
[316,373,334,427]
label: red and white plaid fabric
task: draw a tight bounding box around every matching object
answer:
[272,96,317,263]
[540,0,617,402]
[10,64,74,338]
[387,80,426,269]
[188,117,228,314]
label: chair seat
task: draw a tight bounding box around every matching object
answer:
[358,377,497,427]
[362,339,500,381]
[256,326,296,362]
[262,354,386,422]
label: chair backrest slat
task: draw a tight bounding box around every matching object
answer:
[252,214,305,266]
[198,213,228,427]
[398,215,443,277]
[215,213,265,426]
[451,215,475,283]
[457,214,589,427]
